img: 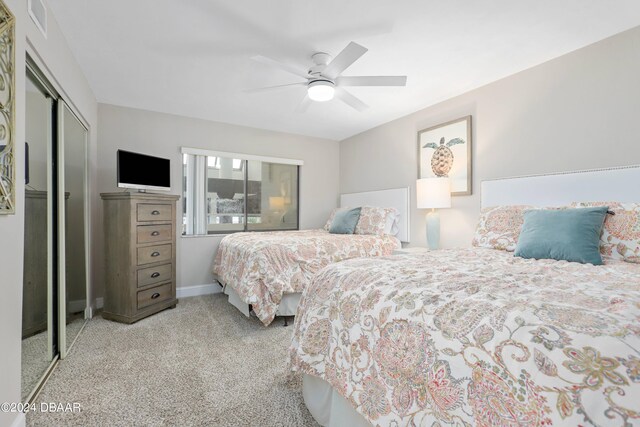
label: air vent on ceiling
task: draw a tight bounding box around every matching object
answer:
[28,0,47,38]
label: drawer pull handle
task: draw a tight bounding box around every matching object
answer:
[151,251,160,257]
[151,231,160,236]
[151,293,160,299]
[151,272,160,278]
[151,210,160,215]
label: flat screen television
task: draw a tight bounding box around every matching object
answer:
[117,150,171,191]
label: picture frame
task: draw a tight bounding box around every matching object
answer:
[0,1,16,214]
[418,115,472,196]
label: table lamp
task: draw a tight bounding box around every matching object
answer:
[269,196,287,223]
[416,177,451,249]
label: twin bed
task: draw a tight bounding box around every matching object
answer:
[214,229,401,325]
[215,166,640,426]
[214,187,410,326]
[291,247,639,426]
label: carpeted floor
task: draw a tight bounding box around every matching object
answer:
[22,317,87,400]
[22,330,51,401]
[27,294,318,427]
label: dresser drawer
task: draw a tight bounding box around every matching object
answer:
[137,263,172,288]
[137,224,172,244]
[137,204,172,222]
[137,244,172,265]
[137,283,172,310]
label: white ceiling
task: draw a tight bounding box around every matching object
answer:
[48,0,640,141]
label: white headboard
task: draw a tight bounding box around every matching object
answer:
[340,187,410,242]
[482,165,640,208]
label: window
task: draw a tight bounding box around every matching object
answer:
[206,157,243,170]
[182,148,301,235]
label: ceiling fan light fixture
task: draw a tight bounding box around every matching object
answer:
[307,80,335,102]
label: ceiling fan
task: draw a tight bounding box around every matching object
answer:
[248,41,407,112]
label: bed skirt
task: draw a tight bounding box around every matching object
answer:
[302,374,370,427]
[222,283,301,317]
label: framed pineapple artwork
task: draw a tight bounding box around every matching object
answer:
[418,116,472,196]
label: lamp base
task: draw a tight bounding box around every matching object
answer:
[426,211,440,250]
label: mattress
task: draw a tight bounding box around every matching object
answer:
[289,248,640,426]
[213,229,400,326]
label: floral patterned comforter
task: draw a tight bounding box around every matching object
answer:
[289,248,640,426]
[213,230,400,326]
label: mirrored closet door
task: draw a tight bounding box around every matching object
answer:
[22,69,55,401]
[22,62,91,401]
[59,101,89,357]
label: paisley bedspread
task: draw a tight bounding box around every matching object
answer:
[213,230,400,326]
[289,248,640,426]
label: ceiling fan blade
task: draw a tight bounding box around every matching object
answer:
[337,76,407,87]
[335,88,369,112]
[244,82,306,93]
[295,95,312,113]
[322,42,368,79]
[251,55,310,80]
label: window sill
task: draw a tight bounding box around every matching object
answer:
[181,234,230,239]
[181,227,299,239]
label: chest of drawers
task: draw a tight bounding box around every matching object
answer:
[101,192,180,323]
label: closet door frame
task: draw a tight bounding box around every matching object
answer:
[57,99,91,359]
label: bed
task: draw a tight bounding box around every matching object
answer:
[289,165,640,426]
[213,187,410,326]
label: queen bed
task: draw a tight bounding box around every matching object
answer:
[289,166,640,426]
[213,187,410,326]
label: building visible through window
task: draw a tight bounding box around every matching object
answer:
[182,151,300,235]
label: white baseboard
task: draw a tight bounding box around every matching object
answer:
[177,283,223,298]
[10,413,26,427]
[92,285,219,311]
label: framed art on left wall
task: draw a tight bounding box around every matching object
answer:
[418,116,472,196]
[0,1,15,214]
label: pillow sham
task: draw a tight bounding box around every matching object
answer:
[355,206,400,236]
[572,201,640,263]
[472,205,533,251]
[514,207,608,265]
[329,208,362,234]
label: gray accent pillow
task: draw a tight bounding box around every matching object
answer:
[329,207,362,235]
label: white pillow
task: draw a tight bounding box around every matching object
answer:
[384,209,401,235]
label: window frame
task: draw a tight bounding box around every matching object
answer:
[181,147,303,236]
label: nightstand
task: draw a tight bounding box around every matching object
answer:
[393,247,431,255]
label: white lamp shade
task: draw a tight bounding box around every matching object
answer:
[269,196,285,210]
[416,177,451,209]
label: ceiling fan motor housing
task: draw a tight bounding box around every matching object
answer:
[309,52,332,76]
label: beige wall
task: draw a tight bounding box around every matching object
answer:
[96,104,340,294]
[340,25,640,249]
[0,1,98,426]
